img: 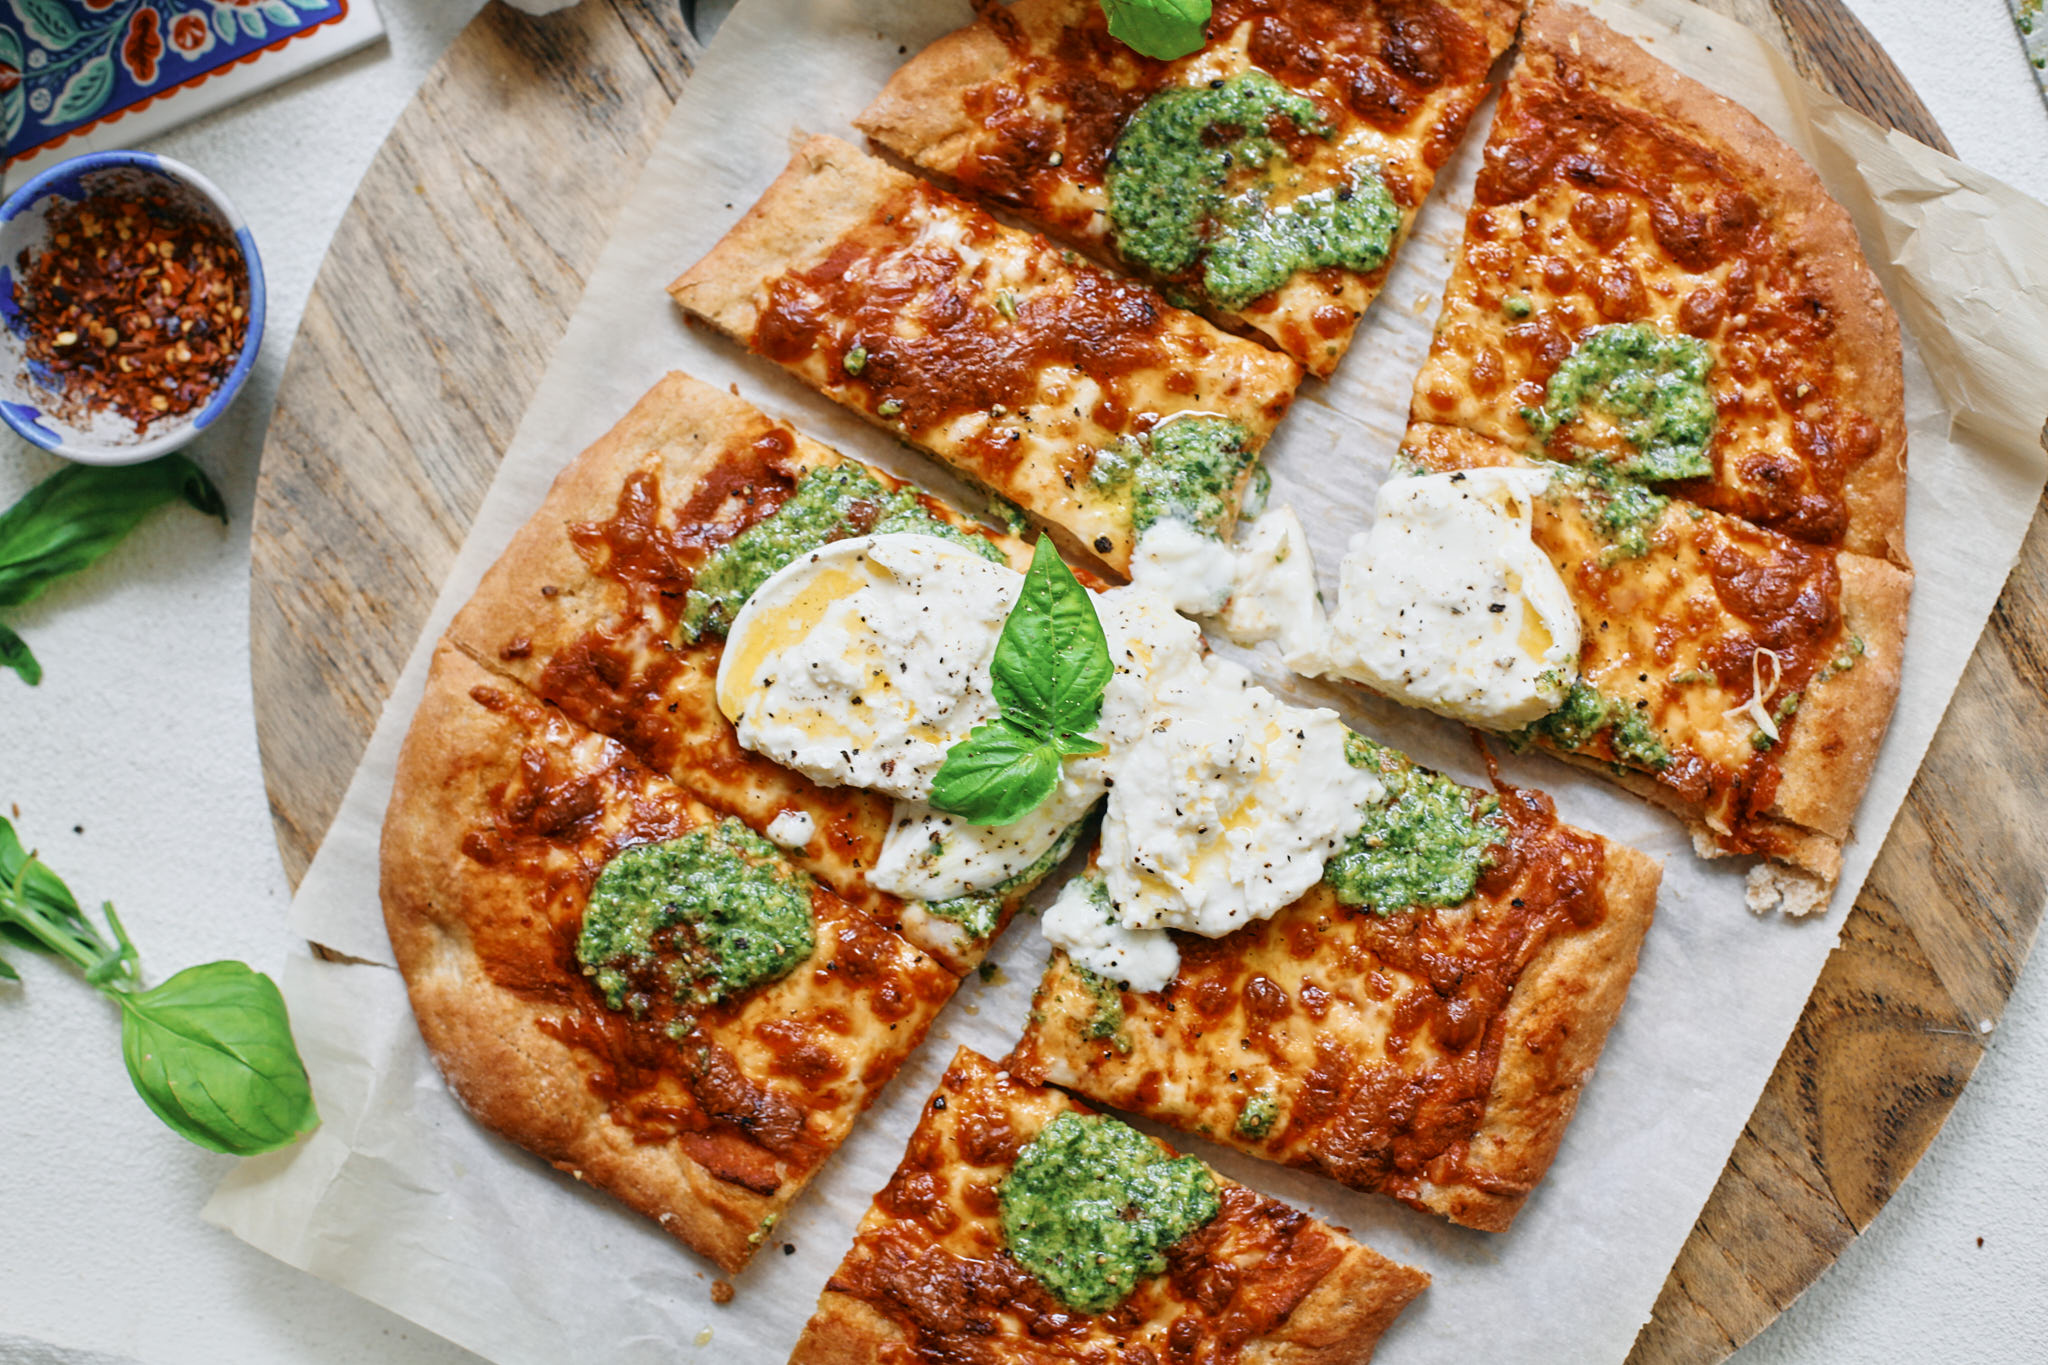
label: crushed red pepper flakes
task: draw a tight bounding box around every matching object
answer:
[11,187,249,433]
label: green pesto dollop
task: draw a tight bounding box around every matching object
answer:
[1234,1091,1279,1140]
[1551,459,1673,561]
[1073,963,1133,1055]
[1324,732,1504,913]
[999,1110,1221,1314]
[922,818,1089,943]
[1522,323,1717,482]
[575,819,815,1019]
[678,462,1004,641]
[1513,679,1672,771]
[1106,71,1400,311]
[1090,415,1258,537]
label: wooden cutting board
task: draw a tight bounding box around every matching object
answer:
[246,2,2048,1359]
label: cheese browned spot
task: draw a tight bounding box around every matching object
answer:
[1015,780,1661,1233]
[381,645,960,1273]
[1409,0,1908,565]
[858,0,1521,376]
[669,136,1302,575]
[789,1048,1430,1363]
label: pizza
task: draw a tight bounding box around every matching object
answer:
[859,0,1521,376]
[669,135,1303,577]
[1014,737,1659,1231]
[440,371,1060,973]
[792,1047,1429,1363]
[1401,421,1908,906]
[381,642,959,1273]
[1394,0,1911,909]
[1410,0,1909,565]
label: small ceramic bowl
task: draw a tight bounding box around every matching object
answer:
[0,151,266,466]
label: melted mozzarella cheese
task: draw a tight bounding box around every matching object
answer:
[765,809,815,851]
[716,535,1019,801]
[1214,506,1330,673]
[871,772,1100,903]
[722,533,1391,959]
[1097,649,1381,939]
[1129,518,1241,616]
[1040,873,1181,994]
[1323,469,1581,730]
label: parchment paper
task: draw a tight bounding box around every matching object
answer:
[205,1,2048,1360]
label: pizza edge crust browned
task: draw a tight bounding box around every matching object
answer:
[380,642,788,1274]
[669,134,886,342]
[1518,0,1910,568]
[789,1047,1431,1365]
[1423,837,1661,1230]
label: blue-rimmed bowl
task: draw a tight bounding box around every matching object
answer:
[0,151,265,465]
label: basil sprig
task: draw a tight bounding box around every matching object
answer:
[930,538,1112,826]
[0,455,227,685]
[0,817,318,1155]
[1100,0,1211,60]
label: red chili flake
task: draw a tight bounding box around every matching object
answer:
[11,186,249,433]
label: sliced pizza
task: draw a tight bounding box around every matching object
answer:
[380,643,959,1273]
[1400,420,1908,906]
[1409,0,1908,565]
[1014,733,1660,1232]
[441,372,1063,973]
[859,0,1521,376]
[669,135,1303,578]
[792,1047,1429,1363]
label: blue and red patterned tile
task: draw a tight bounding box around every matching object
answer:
[2,0,384,179]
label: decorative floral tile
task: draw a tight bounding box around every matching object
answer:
[2,0,385,180]
[2012,0,2048,107]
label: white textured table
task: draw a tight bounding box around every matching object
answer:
[0,3,2042,1363]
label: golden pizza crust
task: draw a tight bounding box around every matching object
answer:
[858,0,1522,377]
[670,134,1303,576]
[382,643,959,1272]
[1419,839,1660,1229]
[790,1048,1428,1363]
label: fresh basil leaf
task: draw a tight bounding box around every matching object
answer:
[0,455,227,611]
[1053,731,1109,759]
[991,536,1113,741]
[0,953,17,981]
[0,816,84,939]
[929,719,1064,827]
[115,960,319,1156]
[1100,0,1210,60]
[0,621,40,685]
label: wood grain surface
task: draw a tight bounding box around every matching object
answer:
[244,2,2048,1360]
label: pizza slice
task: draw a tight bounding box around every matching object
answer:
[381,643,959,1272]
[1399,420,1908,908]
[1014,732,1660,1232]
[441,372,1064,972]
[1409,0,1908,565]
[858,0,1522,376]
[669,135,1303,578]
[792,1047,1429,1363]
